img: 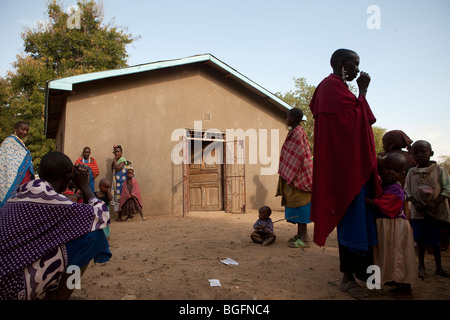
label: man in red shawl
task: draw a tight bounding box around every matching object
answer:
[309,49,382,299]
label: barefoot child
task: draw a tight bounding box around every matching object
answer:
[366,153,417,294]
[251,206,276,246]
[118,166,144,221]
[95,178,112,237]
[405,140,450,279]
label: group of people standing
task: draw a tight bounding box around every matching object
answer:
[273,49,450,299]
[1,48,449,300]
[110,145,144,222]
[0,136,144,221]
[71,144,144,222]
[0,128,144,299]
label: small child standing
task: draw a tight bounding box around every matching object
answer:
[118,166,145,221]
[366,153,417,294]
[95,178,113,237]
[405,140,450,279]
[251,206,276,246]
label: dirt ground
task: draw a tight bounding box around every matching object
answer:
[71,209,450,301]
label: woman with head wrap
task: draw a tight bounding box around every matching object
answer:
[379,130,417,184]
[309,49,382,299]
[382,130,413,153]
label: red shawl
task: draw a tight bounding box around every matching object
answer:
[75,157,99,179]
[278,125,313,191]
[374,193,403,219]
[309,74,382,247]
[119,178,143,209]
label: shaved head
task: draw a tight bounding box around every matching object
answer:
[288,108,304,122]
[39,151,73,183]
[385,152,406,167]
[411,140,432,151]
[330,48,358,70]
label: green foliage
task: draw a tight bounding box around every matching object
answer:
[23,0,134,77]
[0,77,13,138]
[438,154,450,173]
[372,126,387,155]
[0,0,136,172]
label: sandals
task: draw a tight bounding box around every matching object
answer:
[418,266,426,280]
[340,280,369,300]
[289,239,310,248]
[418,265,450,279]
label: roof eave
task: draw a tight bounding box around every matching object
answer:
[47,54,212,91]
[45,54,298,137]
[47,54,293,111]
[206,55,292,112]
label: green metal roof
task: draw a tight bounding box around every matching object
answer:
[45,54,295,137]
[47,53,292,108]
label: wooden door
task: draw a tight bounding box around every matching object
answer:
[224,139,246,213]
[188,143,223,211]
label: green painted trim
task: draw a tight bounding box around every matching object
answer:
[46,54,293,112]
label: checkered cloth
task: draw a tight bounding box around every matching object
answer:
[278,125,313,192]
[119,177,143,210]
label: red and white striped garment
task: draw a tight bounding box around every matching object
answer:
[119,178,143,210]
[278,125,313,192]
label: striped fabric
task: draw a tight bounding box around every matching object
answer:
[119,177,143,210]
[75,157,99,179]
[278,126,313,192]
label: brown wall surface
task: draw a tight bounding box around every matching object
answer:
[59,63,289,216]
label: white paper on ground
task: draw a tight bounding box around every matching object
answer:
[208,279,221,287]
[220,258,238,266]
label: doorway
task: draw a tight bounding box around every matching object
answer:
[188,141,223,211]
[178,130,246,215]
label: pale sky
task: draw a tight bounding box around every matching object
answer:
[1,0,449,158]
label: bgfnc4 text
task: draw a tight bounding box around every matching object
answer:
[223,304,270,315]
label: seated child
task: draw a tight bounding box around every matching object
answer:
[366,152,417,294]
[95,178,112,237]
[251,206,276,246]
[118,166,145,221]
[405,140,450,279]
